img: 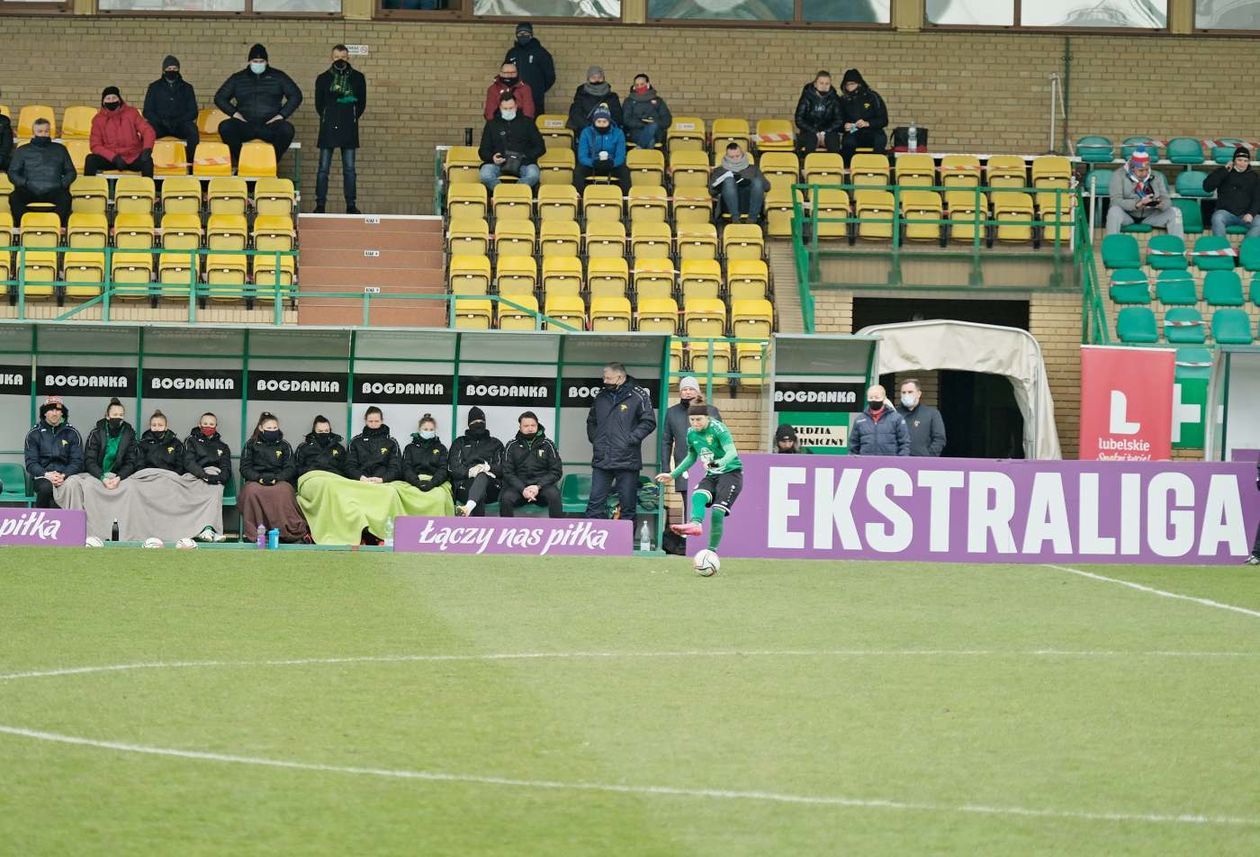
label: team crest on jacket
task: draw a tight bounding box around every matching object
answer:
[380,447,389,454]
[61,440,67,446]
[619,404,628,411]
[167,446,174,454]
[332,449,340,456]
[275,450,283,458]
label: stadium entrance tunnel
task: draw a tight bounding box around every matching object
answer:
[858,320,1062,460]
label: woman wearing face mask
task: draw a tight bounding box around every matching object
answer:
[57,398,139,542]
[395,414,455,517]
[297,410,404,545]
[621,73,672,151]
[184,412,232,542]
[294,415,347,478]
[239,411,310,543]
[130,410,223,547]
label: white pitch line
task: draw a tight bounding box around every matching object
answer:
[1042,564,1260,620]
[0,724,1254,828]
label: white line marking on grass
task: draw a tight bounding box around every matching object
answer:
[1042,564,1260,620]
[0,724,1254,828]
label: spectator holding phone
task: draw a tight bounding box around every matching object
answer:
[1204,146,1260,238]
[1106,146,1183,237]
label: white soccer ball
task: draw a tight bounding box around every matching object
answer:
[84,536,104,548]
[693,549,720,577]
[142,537,164,549]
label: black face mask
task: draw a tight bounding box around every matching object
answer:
[103,102,121,111]
[261,429,281,443]
[499,76,517,86]
[32,136,51,146]
[333,60,348,70]
[867,399,884,411]
[164,71,180,81]
[315,432,333,447]
[516,35,531,45]
[107,417,123,432]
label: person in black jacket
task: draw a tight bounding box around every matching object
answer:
[346,407,403,483]
[0,111,13,171]
[314,45,367,215]
[566,66,623,134]
[402,413,449,492]
[504,22,556,114]
[478,92,546,191]
[84,397,138,491]
[238,411,309,542]
[795,72,843,156]
[142,55,199,162]
[448,406,505,517]
[135,410,186,474]
[8,118,76,225]
[24,395,84,508]
[1205,147,1260,238]
[214,43,303,167]
[185,412,233,486]
[774,423,811,454]
[895,379,947,457]
[838,68,888,166]
[585,362,656,523]
[294,415,347,477]
[500,411,563,518]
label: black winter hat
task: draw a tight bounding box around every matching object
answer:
[774,423,799,443]
[841,68,865,88]
[249,43,269,62]
[101,86,122,103]
[515,21,533,34]
[163,55,180,70]
[467,406,486,426]
[1235,146,1251,161]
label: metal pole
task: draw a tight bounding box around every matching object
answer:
[1048,74,1059,155]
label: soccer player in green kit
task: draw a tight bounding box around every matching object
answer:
[655,399,742,554]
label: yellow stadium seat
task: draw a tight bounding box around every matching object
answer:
[590,295,633,332]
[636,297,678,334]
[803,153,845,186]
[583,184,623,223]
[688,341,731,382]
[446,183,488,220]
[759,151,800,187]
[536,115,572,149]
[627,148,665,187]
[849,153,891,188]
[205,253,249,299]
[158,253,199,297]
[253,215,295,253]
[683,298,727,338]
[543,294,585,331]
[152,139,189,177]
[711,118,751,153]
[1036,190,1073,245]
[452,297,492,330]
[251,256,295,300]
[193,141,233,177]
[722,223,764,261]
[736,342,767,386]
[18,106,55,139]
[538,147,575,186]
[671,190,712,226]
[20,212,61,248]
[63,140,91,174]
[669,150,709,189]
[497,294,540,331]
[161,176,202,215]
[732,298,774,339]
[110,252,155,300]
[0,105,8,118]
[630,222,672,261]
[669,340,684,375]
[676,223,718,261]
[755,119,795,153]
[542,256,583,299]
[67,212,109,250]
[444,146,482,185]
[765,185,800,238]
[632,258,675,301]
[855,190,896,241]
[494,255,537,297]
[237,141,277,178]
[18,251,57,299]
[946,190,989,244]
[449,255,491,295]
[495,219,536,258]
[1032,155,1072,189]
[206,214,248,251]
[0,248,10,292]
[537,185,578,222]
[628,185,668,225]
[254,178,296,216]
[940,155,982,189]
[727,259,769,301]
[0,174,11,212]
[114,176,156,215]
[986,155,1027,189]
[895,153,936,188]
[69,177,109,214]
[207,177,248,215]
[447,217,490,256]
[587,256,629,298]
[680,258,721,301]
[666,116,705,153]
[63,251,104,299]
[901,190,944,243]
[584,220,626,258]
[540,219,580,258]
[198,107,229,144]
[492,182,534,222]
[992,191,1035,244]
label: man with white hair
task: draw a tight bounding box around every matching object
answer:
[1106,146,1183,237]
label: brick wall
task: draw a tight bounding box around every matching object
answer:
[2,19,1256,213]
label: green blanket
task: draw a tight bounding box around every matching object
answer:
[297,471,454,545]
[393,481,455,518]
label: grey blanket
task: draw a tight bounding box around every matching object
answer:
[56,468,224,542]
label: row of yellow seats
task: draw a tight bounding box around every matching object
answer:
[2,104,221,142]
[447,217,741,263]
[51,176,296,217]
[452,293,774,337]
[0,132,275,181]
[447,181,715,227]
[0,252,293,295]
[531,114,795,153]
[450,255,771,302]
[9,211,295,253]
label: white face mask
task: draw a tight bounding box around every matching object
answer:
[901,394,917,409]
[500,109,517,121]
[250,62,267,75]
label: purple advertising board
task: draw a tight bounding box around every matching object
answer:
[0,509,87,547]
[393,516,633,556]
[707,455,1260,565]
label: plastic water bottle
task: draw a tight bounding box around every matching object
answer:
[267,528,279,550]
[638,519,652,552]
[256,524,266,549]
[907,122,918,153]
[384,518,395,549]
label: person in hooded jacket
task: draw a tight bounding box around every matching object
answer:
[215,43,303,167]
[143,56,199,162]
[395,413,455,518]
[8,118,76,226]
[585,362,656,523]
[567,66,623,133]
[504,22,556,114]
[314,44,367,215]
[794,71,843,156]
[500,411,563,518]
[238,411,309,542]
[85,86,156,178]
[621,73,672,151]
[837,68,888,165]
[346,406,403,483]
[183,412,232,542]
[774,424,811,454]
[294,415,347,477]
[24,396,84,508]
[135,410,187,474]
[448,407,505,517]
[483,61,536,122]
[575,106,630,193]
[84,398,138,491]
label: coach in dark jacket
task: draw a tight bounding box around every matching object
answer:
[661,376,721,494]
[585,363,656,522]
[500,411,563,518]
[504,22,556,114]
[848,385,909,457]
[794,73,842,156]
[295,418,347,477]
[346,407,403,483]
[314,45,367,214]
[143,55,199,161]
[184,414,233,485]
[448,407,505,517]
[215,43,303,166]
[24,396,84,508]
[894,380,946,457]
[838,68,888,165]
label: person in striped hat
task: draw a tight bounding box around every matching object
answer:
[1106,145,1183,237]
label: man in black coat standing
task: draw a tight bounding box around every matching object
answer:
[585,362,656,524]
[215,43,303,167]
[143,56,199,162]
[314,44,367,214]
[504,22,556,115]
[894,379,947,457]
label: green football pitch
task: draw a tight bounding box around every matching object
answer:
[2,549,1260,856]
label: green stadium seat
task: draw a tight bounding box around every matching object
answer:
[1211,308,1254,345]
[1166,137,1205,165]
[1076,135,1114,164]
[1171,198,1204,234]
[1120,221,1152,234]
[1163,307,1206,344]
[1116,306,1158,343]
[1084,168,1114,196]
[1121,137,1162,161]
[0,462,30,505]
[1175,345,1213,372]
[1174,171,1211,198]
[561,472,593,514]
[1225,222,1250,236]
[1252,273,1260,306]
[1101,234,1140,269]
[1203,270,1244,306]
[1241,237,1260,272]
[1155,270,1198,306]
[1146,234,1186,270]
[1211,138,1247,165]
[1108,269,1150,304]
[1192,235,1236,271]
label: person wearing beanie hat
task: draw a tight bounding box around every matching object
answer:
[314,44,368,214]
[837,68,888,166]
[1106,145,1183,237]
[504,21,555,114]
[483,61,536,123]
[143,54,200,163]
[478,90,546,191]
[774,424,810,454]
[24,395,84,508]
[622,73,672,151]
[663,377,723,500]
[574,102,630,193]
[85,85,156,178]
[500,411,564,518]
[214,43,303,167]
[567,65,623,133]
[1204,146,1260,238]
[656,398,744,557]
[448,406,505,517]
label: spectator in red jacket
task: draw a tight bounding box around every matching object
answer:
[483,62,536,121]
[85,86,156,178]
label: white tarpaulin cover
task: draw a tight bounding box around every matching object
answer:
[855,320,1062,460]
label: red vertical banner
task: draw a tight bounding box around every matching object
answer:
[1079,346,1175,461]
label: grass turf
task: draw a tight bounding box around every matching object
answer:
[2,549,1259,855]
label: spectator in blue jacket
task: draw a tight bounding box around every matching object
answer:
[586,362,656,524]
[574,106,630,193]
[848,385,909,456]
[24,395,85,508]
